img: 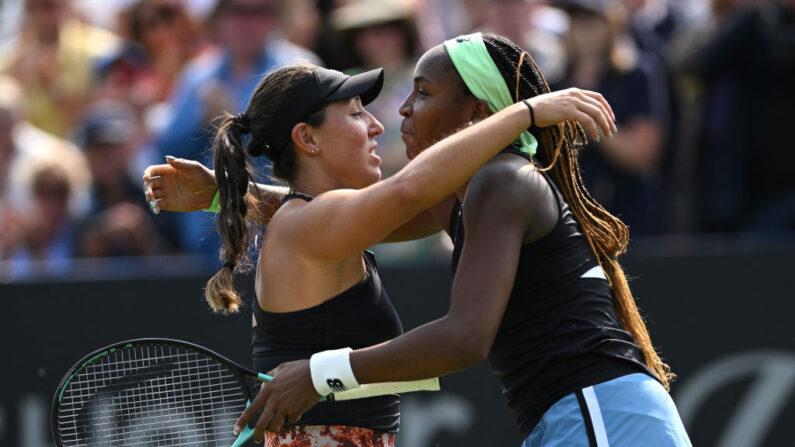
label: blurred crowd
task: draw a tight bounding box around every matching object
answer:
[0,0,793,278]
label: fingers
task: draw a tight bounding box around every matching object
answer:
[234,385,270,437]
[575,96,613,140]
[165,155,192,170]
[251,406,274,444]
[143,175,164,214]
[573,110,602,141]
[584,90,615,123]
[252,405,288,443]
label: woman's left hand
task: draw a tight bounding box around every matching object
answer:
[234,360,322,443]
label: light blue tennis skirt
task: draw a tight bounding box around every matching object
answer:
[523,373,691,447]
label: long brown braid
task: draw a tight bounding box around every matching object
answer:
[482,34,674,389]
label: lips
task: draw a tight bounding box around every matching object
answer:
[368,142,381,163]
[400,119,412,137]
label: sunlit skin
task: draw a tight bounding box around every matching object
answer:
[294,97,384,194]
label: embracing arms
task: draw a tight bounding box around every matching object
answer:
[234,164,539,438]
[142,156,453,241]
[279,88,613,261]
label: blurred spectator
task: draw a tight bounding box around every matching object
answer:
[469,0,569,83]
[669,0,795,234]
[0,0,120,137]
[119,0,205,105]
[624,0,683,57]
[0,75,91,257]
[2,156,83,277]
[280,0,322,52]
[154,0,319,254]
[552,0,670,235]
[70,100,177,257]
[332,0,419,177]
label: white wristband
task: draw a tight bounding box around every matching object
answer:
[309,348,360,396]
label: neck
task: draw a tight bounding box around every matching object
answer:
[290,172,336,199]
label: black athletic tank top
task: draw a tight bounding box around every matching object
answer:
[251,193,403,433]
[450,148,654,437]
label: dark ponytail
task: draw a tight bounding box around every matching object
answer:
[204,62,325,313]
[205,116,253,313]
[481,33,674,389]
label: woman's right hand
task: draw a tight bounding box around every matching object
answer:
[527,87,617,141]
[143,156,217,214]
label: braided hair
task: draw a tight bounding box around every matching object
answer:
[481,33,674,389]
[205,63,326,313]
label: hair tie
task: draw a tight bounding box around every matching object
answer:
[232,113,251,133]
[223,261,235,270]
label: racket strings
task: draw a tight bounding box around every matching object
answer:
[56,344,248,446]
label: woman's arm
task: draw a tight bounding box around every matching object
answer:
[142,157,454,238]
[235,164,533,437]
[142,157,288,223]
[281,88,613,261]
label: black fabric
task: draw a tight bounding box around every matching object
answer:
[281,191,315,204]
[252,196,402,432]
[268,67,384,156]
[449,147,653,437]
[575,390,599,447]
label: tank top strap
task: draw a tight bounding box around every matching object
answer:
[281,191,314,205]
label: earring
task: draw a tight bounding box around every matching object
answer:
[468,121,474,126]
[311,146,319,154]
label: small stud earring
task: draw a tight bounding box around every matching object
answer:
[468,121,474,126]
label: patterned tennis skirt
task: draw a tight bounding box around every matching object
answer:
[265,425,395,447]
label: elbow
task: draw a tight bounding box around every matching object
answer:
[447,325,492,367]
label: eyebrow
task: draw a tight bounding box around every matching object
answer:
[413,76,430,84]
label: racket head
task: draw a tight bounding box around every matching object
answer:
[51,338,256,447]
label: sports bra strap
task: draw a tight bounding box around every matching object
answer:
[281,191,314,204]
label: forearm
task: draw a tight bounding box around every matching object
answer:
[350,316,487,384]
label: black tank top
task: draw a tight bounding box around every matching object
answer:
[450,148,653,437]
[251,193,403,433]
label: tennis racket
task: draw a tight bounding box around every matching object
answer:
[51,338,440,446]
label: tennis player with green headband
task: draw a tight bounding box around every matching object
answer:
[230,33,691,446]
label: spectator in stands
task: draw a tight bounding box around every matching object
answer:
[553,0,670,235]
[0,75,91,263]
[0,0,119,137]
[670,0,795,234]
[154,0,319,254]
[119,0,205,105]
[71,100,176,257]
[3,158,79,276]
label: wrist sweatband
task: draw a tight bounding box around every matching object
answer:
[203,183,252,214]
[309,348,360,396]
[203,190,221,213]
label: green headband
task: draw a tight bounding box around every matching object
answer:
[443,32,537,156]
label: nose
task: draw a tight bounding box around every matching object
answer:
[368,112,384,137]
[399,96,412,118]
